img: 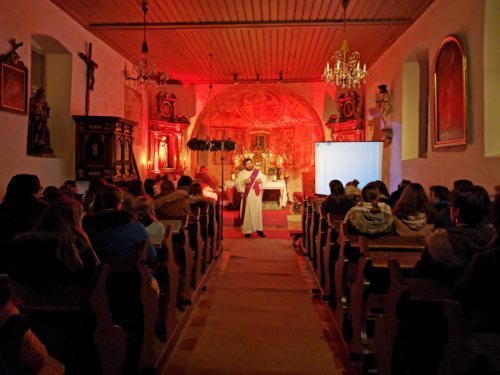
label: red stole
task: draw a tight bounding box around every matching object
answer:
[240,168,260,223]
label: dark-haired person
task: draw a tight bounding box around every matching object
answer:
[195,165,219,190]
[321,179,353,216]
[393,183,435,237]
[41,185,63,203]
[454,195,500,373]
[429,185,450,214]
[82,176,107,214]
[434,180,475,230]
[344,183,394,236]
[413,185,494,286]
[388,179,411,207]
[0,175,47,271]
[177,175,193,193]
[144,178,156,198]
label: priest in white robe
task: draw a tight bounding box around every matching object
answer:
[235,158,267,238]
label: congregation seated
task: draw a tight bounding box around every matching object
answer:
[122,179,146,214]
[413,185,494,286]
[321,179,353,216]
[343,183,394,236]
[154,180,190,219]
[144,178,156,198]
[135,195,166,247]
[392,182,435,237]
[187,183,216,206]
[177,175,193,194]
[373,180,391,205]
[83,184,157,264]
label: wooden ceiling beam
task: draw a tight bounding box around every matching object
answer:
[88,18,412,30]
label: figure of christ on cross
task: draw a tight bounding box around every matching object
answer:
[78,43,98,116]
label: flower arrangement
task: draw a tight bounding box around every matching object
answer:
[186,138,236,151]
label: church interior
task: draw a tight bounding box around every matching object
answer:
[1,0,500,374]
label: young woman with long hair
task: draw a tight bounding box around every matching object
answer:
[392,183,435,236]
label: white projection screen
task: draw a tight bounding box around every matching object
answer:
[315,142,383,195]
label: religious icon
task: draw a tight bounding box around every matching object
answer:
[158,136,168,168]
[28,88,53,154]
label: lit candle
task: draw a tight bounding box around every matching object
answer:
[363,63,366,72]
[231,173,236,181]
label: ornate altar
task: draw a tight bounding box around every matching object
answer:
[74,116,138,180]
[326,89,364,141]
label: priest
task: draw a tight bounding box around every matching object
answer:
[235,158,267,238]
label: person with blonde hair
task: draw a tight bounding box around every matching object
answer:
[135,195,165,246]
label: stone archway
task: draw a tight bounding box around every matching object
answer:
[193,83,324,196]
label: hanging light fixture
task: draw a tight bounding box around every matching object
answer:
[123,0,169,89]
[322,0,367,89]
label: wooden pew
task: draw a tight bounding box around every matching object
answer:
[160,215,194,306]
[300,199,308,255]
[207,202,219,263]
[373,261,451,375]
[322,213,344,307]
[13,264,127,375]
[349,237,424,364]
[310,200,323,272]
[314,206,328,287]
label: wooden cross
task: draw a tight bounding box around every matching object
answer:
[78,43,98,116]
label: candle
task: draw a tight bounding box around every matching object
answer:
[231,173,236,181]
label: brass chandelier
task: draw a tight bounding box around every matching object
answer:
[123,0,169,89]
[322,0,367,89]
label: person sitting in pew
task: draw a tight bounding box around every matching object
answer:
[83,184,157,264]
[413,185,494,286]
[154,180,191,220]
[321,179,353,216]
[10,197,100,286]
[135,195,166,247]
[344,183,394,236]
[392,182,435,237]
[429,184,450,214]
[454,195,500,373]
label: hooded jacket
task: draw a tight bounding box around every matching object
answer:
[154,190,190,219]
[345,201,394,236]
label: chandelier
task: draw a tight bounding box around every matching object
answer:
[123,0,169,89]
[322,0,367,89]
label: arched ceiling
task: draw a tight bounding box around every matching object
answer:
[50,0,435,84]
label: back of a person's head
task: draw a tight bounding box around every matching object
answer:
[430,185,450,202]
[362,184,381,213]
[42,186,63,202]
[144,178,156,197]
[374,180,390,197]
[39,197,83,231]
[329,180,345,196]
[453,179,474,190]
[87,177,106,194]
[399,179,412,190]
[3,174,41,205]
[177,175,193,188]
[394,183,434,218]
[128,179,145,197]
[135,195,154,214]
[450,185,491,225]
[93,184,123,211]
[160,179,175,193]
[189,183,204,196]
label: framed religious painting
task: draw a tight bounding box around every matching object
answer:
[0,61,28,114]
[433,35,467,148]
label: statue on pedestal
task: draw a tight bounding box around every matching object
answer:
[28,88,53,154]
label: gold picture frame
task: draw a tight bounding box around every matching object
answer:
[433,35,467,148]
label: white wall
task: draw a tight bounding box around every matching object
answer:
[366,0,500,194]
[0,0,129,197]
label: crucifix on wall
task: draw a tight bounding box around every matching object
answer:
[78,43,98,116]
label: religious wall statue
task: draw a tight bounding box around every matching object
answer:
[376,84,391,129]
[158,136,168,168]
[28,88,53,154]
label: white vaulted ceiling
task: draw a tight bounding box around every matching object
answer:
[50,0,435,84]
